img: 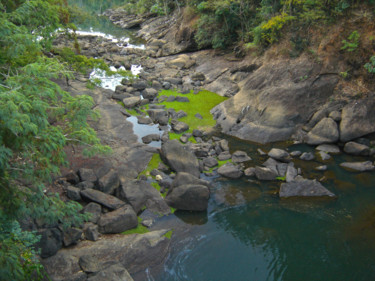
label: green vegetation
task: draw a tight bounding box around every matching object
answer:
[365,56,375,74]
[276,176,286,181]
[0,1,111,279]
[341,30,360,52]
[139,153,162,178]
[164,230,174,239]
[122,217,149,235]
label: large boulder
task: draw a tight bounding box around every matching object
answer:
[171,172,210,189]
[343,142,370,156]
[217,163,243,179]
[340,94,375,142]
[166,184,210,211]
[37,228,63,258]
[80,189,125,210]
[161,140,200,178]
[305,117,339,145]
[98,205,138,234]
[254,166,278,181]
[231,150,251,163]
[97,169,120,194]
[279,177,336,198]
[123,96,141,108]
[147,109,169,125]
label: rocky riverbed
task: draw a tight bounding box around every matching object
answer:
[39,8,375,281]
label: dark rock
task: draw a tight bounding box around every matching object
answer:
[254,166,278,181]
[300,152,315,161]
[161,140,200,178]
[142,134,160,144]
[81,189,125,210]
[132,80,148,90]
[316,144,340,154]
[340,161,375,172]
[38,228,62,258]
[166,95,176,102]
[195,113,203,119]
[217,163,243,179]
[63,228,83,247]
[203,157,218,168]
[142,88,158,100]
[280,177,336,198]
[340,94,375,142]
[172,172,210,188]
[123,96,141,108]
[87,263,134,281]
[176,110,188,118]
[98,169,120,194]
[343,141,370,156]
[76,181,95,190]
[166,184,210,211]
[98,205,138,234]
[232,150,252,163]
[191,72,206,81]
[162,81,171,89]
[83,223,99,241]
[268,148,291,162]
[147,109,169,125]
[137,116,153,124]
[152,80,162,90]
[66,186,82,201]
[84,202,102,224]
[175,96,189,102]
[78,168,97,183]
[192,129,204,137]
[306,117,339,145]
[65,170,80,185]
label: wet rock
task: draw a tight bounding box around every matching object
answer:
[171,120,189,134]
[80,189,125,210]
[300,152,315,161]
[37,228,62,258]
[66,186,81,201]
[254,166,278,181]
[316,144,340,154]
[218,163,243,179]
[232,150,252,163]
[98,169,120,194]
[340,94,375,142]
[84,202,102,224]
[268,148,291,162]
[78,168,97,183]
[98,205,138,234]
[123,96,141,108]
[280,177,336,198]
[83,223,99,241]
[306,117,339,145]
[161,140,200,178]
[63,228,83,247]
[343,141,370,156]
[340,161,375,172]
[87,263,134,281]
[166,184,210,211]
[142,134,160,144]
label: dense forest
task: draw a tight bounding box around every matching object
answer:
[1,0,375,280]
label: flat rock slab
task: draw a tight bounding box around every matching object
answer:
[280,178,336,198]
[268,148,291,162]
[340,161,375,172]
[98,205,138,234]
[316,144,340,153]
[81,189,125,210]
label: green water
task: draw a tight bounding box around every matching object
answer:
[155,139,375,281]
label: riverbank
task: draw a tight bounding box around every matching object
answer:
[40,8,375,281]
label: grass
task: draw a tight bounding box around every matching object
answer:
[122,217,149,235]
[138,153,162,178]
[164,230,174,239]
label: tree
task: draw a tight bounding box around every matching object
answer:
[0,0,110,279]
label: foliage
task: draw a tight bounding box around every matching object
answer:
[341,30,360,52]
[364,56,375,74]
[0,0,110,279]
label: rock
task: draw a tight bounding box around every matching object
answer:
[76,181,95,190]
[81,189,125,210]
[318,151,331,161]
[343,141,370,156]
[306,117,339,145]
[244,167,256,177]
[254,166,278,181]
[83,223,99,241]
[285,164,298,183]
[137,116,153,124]
[316,144,340,154]
[218,151,231,161]
[162,81,171,89]
[232,150,252,163]
[79,255,103,273]
[192,129,204,137]
[113,92,132,101]
[218,139,229,151]
[280,177,336,198]
[37,228,62,258]
[340,161,375,172]
[290,151,302,157]
[166,184,210,211]
[175,96,190,102]
[166,95,176,102]
[171,120,189,134]
[84,202,102,224]
[78,168,97,183]
[152,80,162,90]
[180,134,189,143]
[257,149,267,156]
[123,96,141,108]
[203,157,218,168]
[329,110,341,121]
[195,113,203,119]
[65,170,80,185]
[315,165,328,171]
[166,54,195,69]
[300,152,315,161]
[132,80,148,90]
[191,72,206,81]
[160,140,200,178]
[66,186,81,201]
[87,263,134,281]
[217,163,243,179]
[98,169,120,194]
[98,205,138,234]
[117,179,170,215]
[340,94,375,142]
[171,172,210,189]
[142,134,160,144]
[142,88,158,100]
[63,228,83,247]
[268,148,291,162]
[147,109,169,125]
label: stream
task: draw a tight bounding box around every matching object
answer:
[70,2,375,281]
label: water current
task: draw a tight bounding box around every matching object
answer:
[70,2,375,280]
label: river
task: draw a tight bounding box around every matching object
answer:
[69,2,375,281]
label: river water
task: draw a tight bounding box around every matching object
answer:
[69,2,375,281]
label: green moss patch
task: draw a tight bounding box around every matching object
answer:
[164,230,174,239]
[122,217,149,235]
[139,153,162,178]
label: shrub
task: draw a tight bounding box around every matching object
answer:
[364,56,375,73]
[341,30,360,52]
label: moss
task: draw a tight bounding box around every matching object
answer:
[122,217,149,235]
[203,159,232,173]
[139,153,162,178]
[164,230,173,239]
